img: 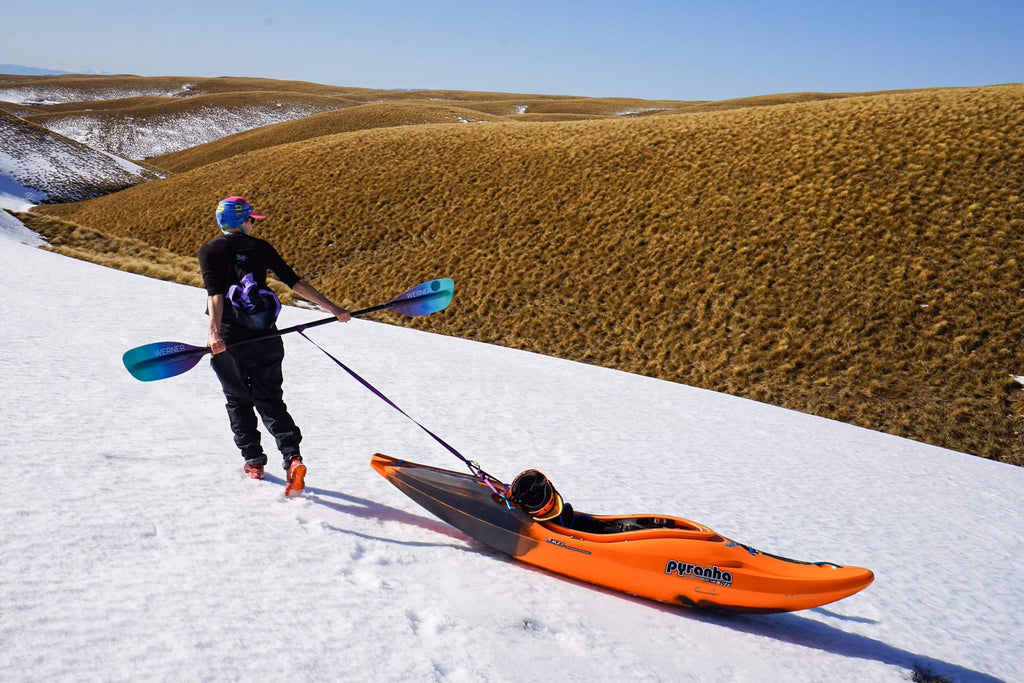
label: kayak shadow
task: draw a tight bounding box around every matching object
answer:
[809,606,877,624]
[690,609,1004,683]
[301,484,473,546]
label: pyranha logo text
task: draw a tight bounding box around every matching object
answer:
[664,560,733,587]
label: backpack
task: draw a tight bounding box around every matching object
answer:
[225,272,281,331]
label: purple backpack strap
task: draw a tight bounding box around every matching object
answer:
[226,273,259,311]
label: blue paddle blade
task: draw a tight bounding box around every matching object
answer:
[122,341,210,382]
[386,278,454,317]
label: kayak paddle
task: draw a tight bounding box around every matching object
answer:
[123,278,454,382]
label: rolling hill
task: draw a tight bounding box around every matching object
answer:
[0,109,158,208]
[22,91,349,160]
[147,102,506,173]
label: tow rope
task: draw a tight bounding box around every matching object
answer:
[297,327,510,504]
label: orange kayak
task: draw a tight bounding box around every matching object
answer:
[371,454,873,613]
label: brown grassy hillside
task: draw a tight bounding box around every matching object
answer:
[451,97,679,117]
[148,102,505,173]
[11,95,189,114]
[35,84,1024,464]
[341,88,580,103]
[15,212,203,288]
[144,92,881,174]
[23,91,348,130]
[0,74,374,117]
[0,74,373,99]
[14,211,303,306]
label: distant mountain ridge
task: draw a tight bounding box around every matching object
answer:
[0,64,75,76]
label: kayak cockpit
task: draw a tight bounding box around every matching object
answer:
[544,510,721,541]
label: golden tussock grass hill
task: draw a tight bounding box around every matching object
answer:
[10,95,192,115]
[144,91,877,174]
[7,87,357,162]
[0,74,373,129]
[342,88,580,103]
[17,212,203,288]
[146,95,714,172]
[3,91,339,117]
[0,74,374,100]
[450,97,677,117]
[36,84,1024,464]
[23,91,348,127]
[147,102,506,173]
[15,211,303,306]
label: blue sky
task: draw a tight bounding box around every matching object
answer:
[1,0,1021,100]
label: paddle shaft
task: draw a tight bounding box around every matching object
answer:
[123,279,453,381]
[224,301,388,352]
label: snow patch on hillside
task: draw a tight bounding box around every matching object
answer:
[448,114,488,123]
[0,109,157,208]
[616,107,674,116]
[41,103,343,159]
[0,83,197,105]
[0,161,48,210]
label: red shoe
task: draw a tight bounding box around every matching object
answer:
[284,458,306,498]
[243,463,264,480]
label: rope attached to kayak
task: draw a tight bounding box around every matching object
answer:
[296,327,511,505]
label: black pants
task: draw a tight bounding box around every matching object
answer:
[210,336,301,469]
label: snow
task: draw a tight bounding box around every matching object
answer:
[0,110,155,208]
[0,209,45,245]
[0,225,1021,682]
[615,107,674,116]
[0,84,197,105]
[40,104,342,160]
[0,142,149,193]
[0,172,47,211]
[95,147,154,175]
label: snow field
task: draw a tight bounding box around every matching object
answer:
[0,230,1020,682]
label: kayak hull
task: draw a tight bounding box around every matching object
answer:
[370,453,873,613]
